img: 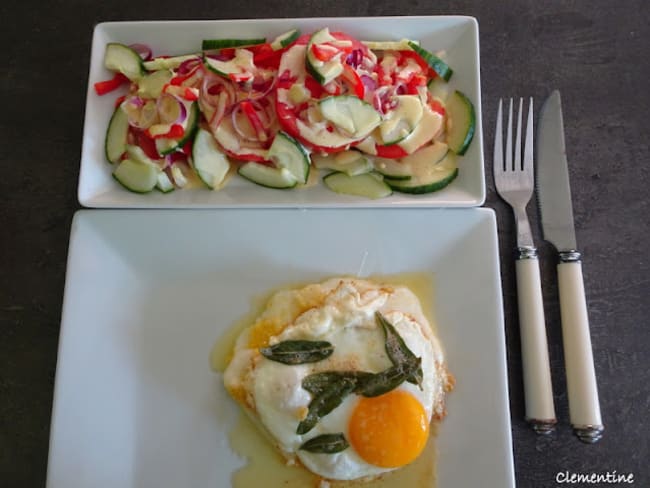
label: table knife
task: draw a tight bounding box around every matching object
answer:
[537,90,604,443]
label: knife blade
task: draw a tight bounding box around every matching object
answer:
[537,90,604,443]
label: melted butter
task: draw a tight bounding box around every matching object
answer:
[211,273,439,487]
[368,272,437,333]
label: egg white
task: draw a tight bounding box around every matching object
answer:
[224,278,450,481]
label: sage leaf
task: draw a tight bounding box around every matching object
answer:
[297,376,356,435]
[376,311,423,388]
[299,433,349,453]
[302,371,374,396]
[260,340,334,365]
[356,356,422,397]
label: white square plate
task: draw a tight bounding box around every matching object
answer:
[47,208,513,487]
[79,17,484,208]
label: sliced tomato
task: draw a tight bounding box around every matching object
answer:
[429,99,446,116]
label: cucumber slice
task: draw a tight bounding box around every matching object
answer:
[125,144,163,167]
[306,28,344,85]
[428,77,450,101]
[112,158,158,193]
[137,69,173,99]
[192,128,231,189]
[375,141,448,180]
[156,171,175,193]
[238,163,298,189]
[319,96,381,138]
[407,42,452,82]
[170,163,191,188]
[104,43,145,81]
[105,105,129,164]
[446,90,476,155]
[271,29,300,50]
[143,54,200,71]
[312,150,372,176]
[204,49,256,77]
[362,39,416,51]
[373,160,411,181]
[386,148,458,194]
[201,38,266,50]
[155,102,199,156]
[397,105,444,154]
[379,95,423,145]
[267,132,310,184]
[324,171,392,199]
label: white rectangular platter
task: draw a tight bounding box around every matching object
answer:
[47,208,512,487]
[79,17,484,207]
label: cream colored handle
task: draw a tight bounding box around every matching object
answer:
[557,261,603,433]
[516,258,556,426]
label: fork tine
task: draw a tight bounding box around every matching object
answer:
[494,99,503,172]
[514,98,523,170]
[505,99,514,171]
[523,97,534,174]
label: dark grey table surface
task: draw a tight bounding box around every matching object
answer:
[2,1,649,486]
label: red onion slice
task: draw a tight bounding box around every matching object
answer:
[129,43,153,61]
[360,74,377,93]
[208,92,229,133]
[345,49,363,68]
[177,57,201,75]
[231,102,258,142]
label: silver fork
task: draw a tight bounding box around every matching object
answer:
[494,98,556,434]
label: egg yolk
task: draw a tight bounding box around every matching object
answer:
[348,389,429,468]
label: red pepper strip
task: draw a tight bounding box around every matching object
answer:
[341,64,364,99]
[311,43,341,62]
[398,50,430,73]
[375,144,409,159]
[218,48,237,58]
[183,87,199,101]
[181,140,193,156]
[136,130,162,160]
[240,101,268,142]
[94,73,129,96]
[275,100,348,154]
[170,67,199,86]
[229,72,254,83]
[114,95,127,108]
[145,124,185,140]
[429,99,446,116]
[406,74,428,95]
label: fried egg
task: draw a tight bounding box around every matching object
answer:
[223,277,452,482]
